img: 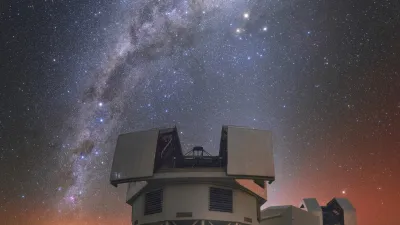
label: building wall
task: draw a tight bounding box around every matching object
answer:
[260,216,285,225]
[260,207,319,225]
[308,210,322,225]
[299,199,323,225]
[290,207,319,225]
[344,211,357,225]
[132,183,259,225]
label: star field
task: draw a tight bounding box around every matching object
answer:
[1,0,400,225]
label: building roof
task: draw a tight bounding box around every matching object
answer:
[261,205,291,219]
[331,198,356,211]
[300,198,322,212]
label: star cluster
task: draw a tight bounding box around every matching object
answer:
[1,0,400,225]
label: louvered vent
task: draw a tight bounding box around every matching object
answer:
[244,217,252,223]
[144,189,163,215]
[209,187,233,212]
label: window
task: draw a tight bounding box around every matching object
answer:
[209,187,233,213]
[144,189,163,215]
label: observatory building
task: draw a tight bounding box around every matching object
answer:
[110,125,357,225]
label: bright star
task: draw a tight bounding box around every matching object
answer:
[263,27,267,31]
[98,102,103,107]
[100,118,104,122]
[236,28,241,33]
[243,13,249,19]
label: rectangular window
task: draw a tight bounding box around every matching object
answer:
[144,189,163,215]
[209,187,233,213]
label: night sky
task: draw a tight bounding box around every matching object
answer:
[1,0,400,225]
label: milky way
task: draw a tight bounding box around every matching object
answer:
[57,0,277,212]
[1,0,400,224]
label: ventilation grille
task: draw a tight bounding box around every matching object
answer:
[144,189,163,215]
[209,187,233,212]
[244,217,252,223]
